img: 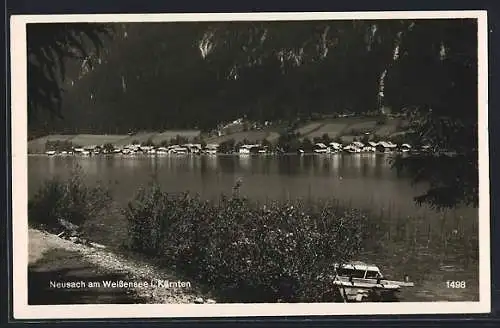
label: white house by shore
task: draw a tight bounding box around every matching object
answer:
[313,143,329,153]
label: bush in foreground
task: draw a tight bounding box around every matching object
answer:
[28,165,112,232]
[125,182,369,302]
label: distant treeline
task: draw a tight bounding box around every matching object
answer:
[44,140,81,152]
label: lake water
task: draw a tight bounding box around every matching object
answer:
[28,154,479,302]
[29,153,453,215]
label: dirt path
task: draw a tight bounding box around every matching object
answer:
[28,229,214,305]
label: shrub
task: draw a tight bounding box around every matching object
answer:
[312,136,322,144]
[321,133,331,144]
[125,182,369,303]
[142,137,156,147]
[261,138,271,148]
[103,143,115,152]
[45,140,76,152]
[360,134,370,144]
[174,135,189,145]
[28,164,112,232]
[123,182,170,255]
[376,116,388,126]
[218,139,236,153]
[300,138,313,152]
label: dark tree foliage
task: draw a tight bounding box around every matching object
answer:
[27,23,113,124]
[385,20,478,209]
[102,143,115,152]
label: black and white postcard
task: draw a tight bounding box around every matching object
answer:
[10,11,490,319]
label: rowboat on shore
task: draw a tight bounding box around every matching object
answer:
[331,261,414,302]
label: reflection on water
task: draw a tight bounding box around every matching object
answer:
[238,155,251,170]
[28,154,475,219]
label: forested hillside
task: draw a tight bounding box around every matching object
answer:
[28,19,477,138]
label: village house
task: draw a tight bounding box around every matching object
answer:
[329,142,343,152]
[343,144,361,153]
[83,145,98,151]
[400,143,412,152]
[169,145,189,154]
[313,143,329,153]
[352,141,365,149]
[204,143,219,154]
[239,144,261,154]
[421,144,432,152]
[376,141,398,153]
[362,145,377,152]
[157,147,169,155]
[257,146,268,154]
[185,143,202,154]
[238,145,251,154]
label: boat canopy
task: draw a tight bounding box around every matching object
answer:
[334,261,382,279]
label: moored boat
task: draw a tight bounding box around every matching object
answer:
[331,261,414,302]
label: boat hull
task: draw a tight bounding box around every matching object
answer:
[330,284,400,302]
[331,277,412,302]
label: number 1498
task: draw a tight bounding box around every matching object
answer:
[446,281,466,288]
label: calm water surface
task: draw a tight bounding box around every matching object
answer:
[29,153,466,217]
[28,154,479,302]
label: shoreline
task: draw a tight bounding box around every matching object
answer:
[28,152,408,157]
[28,228,216,304]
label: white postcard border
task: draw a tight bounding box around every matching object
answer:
[11,10,490,319]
